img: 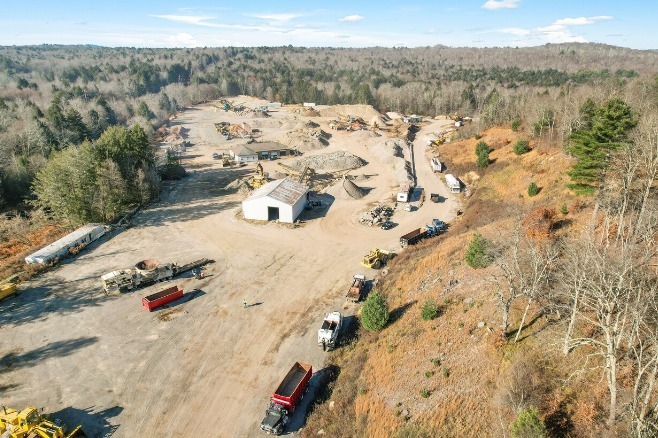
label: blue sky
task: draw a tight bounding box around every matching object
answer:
[2,1,656,49]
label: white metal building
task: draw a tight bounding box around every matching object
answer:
[242,178,309,223]
[25,223,107,264]
[430,158,443,173]
[444,174,461,193]
[230,145,259,163]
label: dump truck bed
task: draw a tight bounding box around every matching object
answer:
[400,228,426,247]
[272,362,312,411]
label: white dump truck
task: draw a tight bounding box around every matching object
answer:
[317,311,343,351]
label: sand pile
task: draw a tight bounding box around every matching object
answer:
[318,104,382,120]
[350,130,380,138]
[343,176,366,199]
[368,139,414,188]
[224,178,251,195]
[289,151,366,172]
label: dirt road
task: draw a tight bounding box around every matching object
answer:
[0,99,460,436]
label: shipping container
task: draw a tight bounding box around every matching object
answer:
[142,285,183,311]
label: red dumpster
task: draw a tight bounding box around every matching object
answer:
[142,285,183,311]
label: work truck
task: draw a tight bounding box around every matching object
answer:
[317,312,342,351]
[260,362,313,435]
[346,274,367,302]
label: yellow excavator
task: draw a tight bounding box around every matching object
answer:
[0,406,86,437]
[249,162,268,189]
[360,248,393,269]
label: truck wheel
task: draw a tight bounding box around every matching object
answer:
[373,260,381,269]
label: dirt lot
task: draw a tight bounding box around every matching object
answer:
[0,98,459,436]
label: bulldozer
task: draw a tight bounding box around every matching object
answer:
[0,406,86,437]
[360,248,393,269]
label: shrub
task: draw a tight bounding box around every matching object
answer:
[475,140,489,156]
[475,140,490,168]
[510,408,548,438]
[421,298,439,321]
[474,133,482,140]
[360,291,389,331]
[465,232,492,268]
[560,203,568,215]
[424,370,435,378]
[513,140,530,155]
[430,358,441,367]
[420,388,431,398]
[528,182,540,197]
[511,119,522,131]
[442,367,450,378]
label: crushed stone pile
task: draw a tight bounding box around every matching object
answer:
[289,150,366,172]
[318,104,382,120]
[343,176,366,199]
[277,128,330,152]
[359,204,394,227]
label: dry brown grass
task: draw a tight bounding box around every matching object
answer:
[303,125,611,436]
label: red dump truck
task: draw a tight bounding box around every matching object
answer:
[142,285,183,311]
[260,361,313,435]
[400,228,427,248]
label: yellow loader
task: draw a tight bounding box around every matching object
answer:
[0,406,86,438]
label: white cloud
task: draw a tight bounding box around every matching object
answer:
[167,33,198,47]
[249,13,305,22]
[339,15,364,22]
[482,0,520,10]
[554,16,613,26]
[151,15,219,27]
[500,27,531,36]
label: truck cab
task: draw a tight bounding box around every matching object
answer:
[260,404,289,435]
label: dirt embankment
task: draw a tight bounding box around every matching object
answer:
[302,125,594,437]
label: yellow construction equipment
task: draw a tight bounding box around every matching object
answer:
[0,406,85,437]
[277,163,315,184]
[0,274,19,302]
[249,162,268,189]
[360,248,393,269]
[427,137,446,147]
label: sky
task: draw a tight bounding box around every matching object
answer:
[2,1,656,50]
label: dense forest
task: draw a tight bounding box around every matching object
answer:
[1,42,658,217]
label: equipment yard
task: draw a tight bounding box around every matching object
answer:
[0,97,460,436]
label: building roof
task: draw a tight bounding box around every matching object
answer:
[241,141,289,153]
[232,145,257,157]
[244,178,308,206]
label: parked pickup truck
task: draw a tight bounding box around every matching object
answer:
[317,312,342,351]
[400,228,427,248]
[260,362,313,435]
[346,274,366,302]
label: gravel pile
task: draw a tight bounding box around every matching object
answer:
[224,178,251,195]
[290,150,366,172]
[277,127,329,152]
